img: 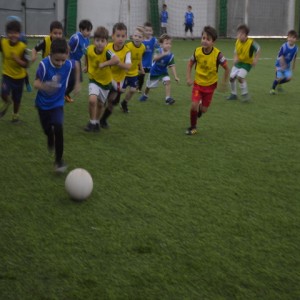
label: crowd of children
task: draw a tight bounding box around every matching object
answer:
[0,8,298,172]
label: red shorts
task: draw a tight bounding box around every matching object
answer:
[191,82,217,108]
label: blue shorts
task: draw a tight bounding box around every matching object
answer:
[38,106,64,132]
[276,69,292,80]
[1,75,25,103]
[122,76,138,89]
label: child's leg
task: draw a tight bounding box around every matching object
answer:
[238,77,248,96]
[230,77,237,95]
[53,123,64,164]
[11,78,24,121]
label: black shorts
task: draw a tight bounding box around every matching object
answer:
[1,75,25,103]
[185,24,193,33]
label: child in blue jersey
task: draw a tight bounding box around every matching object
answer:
[184,5,194,40]
[139,34,179,105]
[137,22,158,93]
[34,38,80,173]
[0,20,30,122]
[270,30,298,95]
[160,4,168,34]
[65,19,93,103]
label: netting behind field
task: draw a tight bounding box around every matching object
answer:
[157,0,217,38]
[226,0,295,37]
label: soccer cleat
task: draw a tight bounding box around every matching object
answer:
[54,161,67,173]
[100,119,109,129]
[241,93,251,102]
[139,94,149,101]
[64,95,74,103]
[120,100,129,113]
[277,85,284,93]
[84,122,99,132]
[226,94,238,100]
[269,89,276,95]
[165,97,175,105]
[185,127,197,135]
[11,114,20,123]
[0,101,12,118]
[26,83,33,92]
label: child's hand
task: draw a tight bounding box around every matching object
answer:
[218,82,228,93]
[82,66,87,73]
[186,79,193,86]
[73,83,81,95]
[175,77,180,83]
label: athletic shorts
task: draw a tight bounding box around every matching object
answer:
[1,75,25,103]
[230,66,248,79]
[89,82,111,103]
[146,75,170,89]
[276,68,292,80]
[185,24,193,32]
[38,106,64,132]
[112,79,125,93]
[123,76,138,89]
[191,82,217,108]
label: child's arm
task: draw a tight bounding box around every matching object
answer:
[73,61,81,95]
[12,49,30,68]
[219,62,230,92]
[169,65,179,82]
[186,58,195,86]
[292,54,297,70]
[117,52,132,71]
[252,42,261,67]
[99,54,120,69]
[153,51,169,62]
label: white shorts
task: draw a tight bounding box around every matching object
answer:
[112,79,125,93]
[146,75,170,89]
[230,66,248,79]
[88,83,110,104]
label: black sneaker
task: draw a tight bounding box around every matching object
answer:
[185,127,197,135]
[84,122,96,132]
[100,119,109,129]
[120,100,129,113]
[54,161,67,173]
[165,97,175,105]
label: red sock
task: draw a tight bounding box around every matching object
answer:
[190,110,198,128]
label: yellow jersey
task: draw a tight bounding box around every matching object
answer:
[86,45,114,86]
[126,41,145,77]
[235,38,255,65]
[106,42,131,82]
[193,47,224,86]
[0,38,27,79]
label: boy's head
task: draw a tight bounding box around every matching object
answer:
[237,24,249,42]
[79,19,93,38]
[287,29,298,46]
[201,26,217,50]
[132,26,144,46]
[144,22,153,38]
[93,26,109,52]
[50,38,69,68]
[159,33,172,51]
[188,5,192,10]
[162,4,167,10]
[6,20,21,44]
[112,22,127,48]
[49,21,63,40]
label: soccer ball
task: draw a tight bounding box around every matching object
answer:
[65,168,93,201]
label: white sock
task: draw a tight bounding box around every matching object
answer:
[239,81,248,95]
[230,80,237,95]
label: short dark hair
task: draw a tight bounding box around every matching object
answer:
[6,20,21,33]
[144,22,152,28]
[159,33,171,43]
[94,26,109,40]
[202,26,218,41]
[112,22,127,34]
[188,5,192,9]
[50,21,63,32]
[237,24,250,35]
[163,4,167,8]
[79,19,93,31]
[50,38,68,54]
[287,29,298,38]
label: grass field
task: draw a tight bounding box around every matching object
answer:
[0,38,300,299]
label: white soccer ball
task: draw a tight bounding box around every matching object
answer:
[65,168,93,201]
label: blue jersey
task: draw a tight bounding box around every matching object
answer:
[69,32,90,61]
[150,48,175,78]
[275,42,298,70]
[161,10,168,23]
[35,57,75,110]
[142,37,159,68]
[185,12,194,25]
